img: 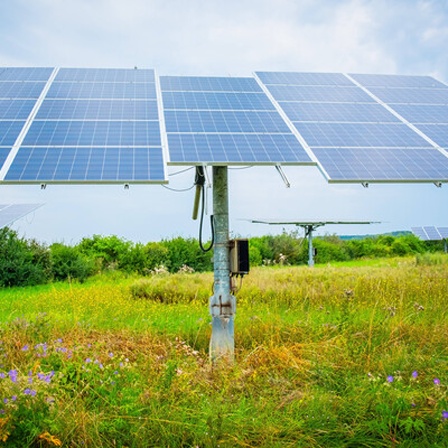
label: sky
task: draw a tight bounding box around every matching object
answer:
[1,0,447,244]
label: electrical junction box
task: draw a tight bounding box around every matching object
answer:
[229,239,250,275]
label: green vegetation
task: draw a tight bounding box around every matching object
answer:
[0,258,448,446]
[1,227,447,287]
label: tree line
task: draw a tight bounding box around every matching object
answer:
[0,227,444,287]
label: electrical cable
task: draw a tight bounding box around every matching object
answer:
[198,182,214,252]
[162,184,195,192]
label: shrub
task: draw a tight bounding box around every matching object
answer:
[50,243,95,282]
[0,228,51,287]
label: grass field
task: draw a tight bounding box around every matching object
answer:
[0,256,447,447]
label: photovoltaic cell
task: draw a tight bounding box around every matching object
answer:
[162,75,312,165]
[4,67,166,183]
[256,71,448,182]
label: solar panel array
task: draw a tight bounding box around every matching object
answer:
[160,75,312,165]
[255,71,448,182]
[0,203,43,228]
[0,67,448,184]
[411,226,448,241]
[1,68,166,183]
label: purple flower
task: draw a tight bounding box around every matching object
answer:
[11,395,17,402]
[412,371,418,379]
[85,358,91,364]
[23,388,36,396]
[21,345,29,351]
[0,373,5,379]
[434,378,441,385]
[442,411,448,419]
[387,375,394,383]
[8,370,18,383]
[3,398,8,404]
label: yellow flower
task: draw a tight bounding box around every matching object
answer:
[38,431,62,446]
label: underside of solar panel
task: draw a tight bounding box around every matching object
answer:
[0,67,448,184]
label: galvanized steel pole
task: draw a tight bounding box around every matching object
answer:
[308,225,314,267]
[209,166,235,363]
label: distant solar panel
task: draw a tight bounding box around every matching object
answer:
[161,75,313,165]
[256,71,448,182]
[2,67,167,183]
[0,203,43,228]
[411,226,448,241]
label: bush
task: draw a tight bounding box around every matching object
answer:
[50,243,95,282]
[0,228,51,287]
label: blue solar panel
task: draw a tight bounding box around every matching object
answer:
[294,122,430,147]
[167,133,311,164]
[256,71,448,182]
[164,110,291,133]
[312,147,448,181]
[391,105,448,124]
[36,99,159,120]
[0,121,26,145]
[162,75,312,165]
[280,102,401,123]
[367,87,448,105]
[411,226,448,240]
[350,73,446,88]
[6,146,165,182]
[0,82,47,99]
[47,81,156,99]
[162,91,275,111]
[0,100,36,119]
[415,125,448,148]
[0,67,53,82]
[4,68,166,183]
[266,85,375,103]
[256,72,353,86]
[0,203,43,228]
[55,68,155,83]
[161,76,262,92]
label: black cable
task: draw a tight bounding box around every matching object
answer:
[198,183,214,252]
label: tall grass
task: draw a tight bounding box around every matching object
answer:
[0,258,447,446]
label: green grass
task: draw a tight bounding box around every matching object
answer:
[0,257,447,446]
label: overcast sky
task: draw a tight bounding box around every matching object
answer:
[1,0,447,244]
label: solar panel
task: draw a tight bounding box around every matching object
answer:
[0,203,43,228]
[1,67,448,185]
[255,71,448,182]
[411,226,448,241]
[2,68,167,183]
[0,68,53,176]
[161,75,313,165]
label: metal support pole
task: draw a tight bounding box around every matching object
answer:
[209,166,235,363]
[307,225,314,267]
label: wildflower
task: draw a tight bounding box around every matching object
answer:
[442,411,448,419]
[434,378,441,385]
[85,358,92,364]
[23,388,37,396]
[109,352,114,358]
[412,370,418,379]
[11,396,16,402]
[0,373,5,379]
[387,375,394,383]
[3,399,7,404]
[8,370,18,383]
[21,345,29,351]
